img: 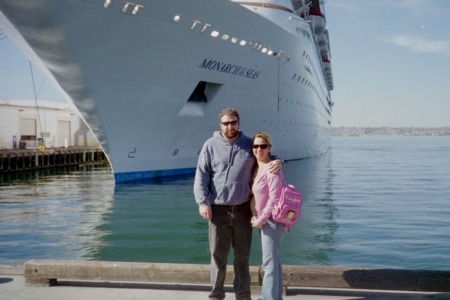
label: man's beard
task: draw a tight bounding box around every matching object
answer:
[224,129,238,140]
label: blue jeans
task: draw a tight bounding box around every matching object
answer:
[208,201,253,300]
[261,218,285,300]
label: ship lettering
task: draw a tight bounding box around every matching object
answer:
[198,59,260,79]
[231,66,241,75]
[245,69,261,79]
[220,64,232,73]
[218,63,230,73]
[238,68,247,76]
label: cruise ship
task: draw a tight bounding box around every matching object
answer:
[0,0,333,183]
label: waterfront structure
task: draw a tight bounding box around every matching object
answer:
[0,100,97,150]
[0,0,334,183]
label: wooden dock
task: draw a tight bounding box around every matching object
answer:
[23,260,450,293]
[0,147,107,172]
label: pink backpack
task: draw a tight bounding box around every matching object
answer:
[272,183,303,232]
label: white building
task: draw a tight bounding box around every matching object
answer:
[0,100,97,149]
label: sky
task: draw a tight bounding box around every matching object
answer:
[1,0,449,128]
[326,0,450,127]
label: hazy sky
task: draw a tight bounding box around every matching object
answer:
[1,0,449,128]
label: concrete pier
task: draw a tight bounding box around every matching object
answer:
[1,261,449,300]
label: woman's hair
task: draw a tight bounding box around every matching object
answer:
[252,132,272,148]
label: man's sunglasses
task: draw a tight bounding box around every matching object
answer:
[221,120,239,126]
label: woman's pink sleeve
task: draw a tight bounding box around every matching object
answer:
[257,172,283,224]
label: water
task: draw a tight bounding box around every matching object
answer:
[1,136,449,271]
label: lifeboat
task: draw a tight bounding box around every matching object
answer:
[322,55,334,91]
[322,55,331,72]
[309,10,325,35]
[316,31,328,55]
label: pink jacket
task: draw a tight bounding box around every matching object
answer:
[252,169,284,224]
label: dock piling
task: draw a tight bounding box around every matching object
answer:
[0,147,107,173]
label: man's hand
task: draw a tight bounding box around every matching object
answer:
[251,216,263,229]
[199,204,212,220]
[267,159,283,174]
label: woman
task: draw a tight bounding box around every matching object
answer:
[251,132,285,300]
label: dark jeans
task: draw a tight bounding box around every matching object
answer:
[208,201,253,300]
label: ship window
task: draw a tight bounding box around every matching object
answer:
[122,2,143,15]
[172,15,182,23]
[103,0,113,8]
[211,31,220,38]
[222,34,230,41]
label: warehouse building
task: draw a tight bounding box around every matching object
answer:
[0,100,97,150]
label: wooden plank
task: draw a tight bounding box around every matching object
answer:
[283,265,350,288]
[24,260,260,287]
[0,264,23,275]
[282,265,450,292]
[23,260,450,292]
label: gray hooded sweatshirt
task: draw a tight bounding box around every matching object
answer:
[194,131,256,206]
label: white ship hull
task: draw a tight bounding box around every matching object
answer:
[0,0,333,183]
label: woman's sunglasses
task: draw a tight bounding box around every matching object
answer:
[252,144,269,149]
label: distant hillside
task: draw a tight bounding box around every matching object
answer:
[332,127,450,137]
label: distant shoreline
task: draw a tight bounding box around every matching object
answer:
[331,127,450,137]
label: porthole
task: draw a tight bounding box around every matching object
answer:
[172,14,182,23]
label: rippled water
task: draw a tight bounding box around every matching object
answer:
[328,137,450,270]
[1,136,449,271]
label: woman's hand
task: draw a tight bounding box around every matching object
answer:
[251,216,263,229]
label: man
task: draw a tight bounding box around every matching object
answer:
[194,108,281,300]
